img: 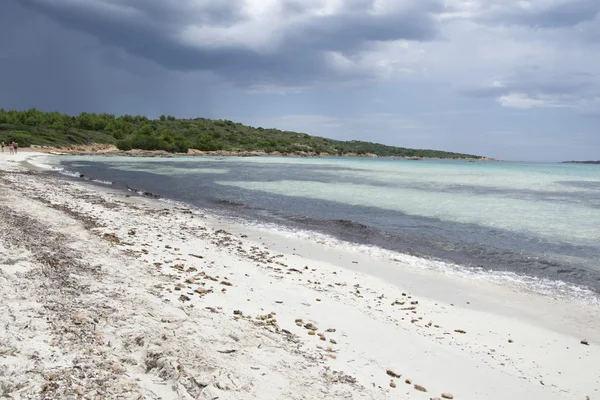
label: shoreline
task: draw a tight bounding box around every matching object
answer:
[31,150,600,304]
[29,145,502,161]
[0,151,597,399]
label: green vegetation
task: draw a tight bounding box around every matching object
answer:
[0,108,483,158]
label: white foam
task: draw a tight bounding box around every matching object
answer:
[91,179,113,185]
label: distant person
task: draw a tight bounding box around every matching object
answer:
[8,142,13,155]
[1,141,4,153]
[13,142,17,154]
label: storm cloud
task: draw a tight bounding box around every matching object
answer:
[17,0,442,85]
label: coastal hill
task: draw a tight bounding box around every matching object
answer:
[0,108,483,159]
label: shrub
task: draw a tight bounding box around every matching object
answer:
[116,139,133,151]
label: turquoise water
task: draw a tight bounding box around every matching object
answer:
[37,156,600,302]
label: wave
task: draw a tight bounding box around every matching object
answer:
[126,185,161,198]
[215,199,247,207]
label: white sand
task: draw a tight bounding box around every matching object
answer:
[0,150,598,399]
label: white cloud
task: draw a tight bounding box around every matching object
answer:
[497,93,575,108]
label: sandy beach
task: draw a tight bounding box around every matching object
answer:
[0,151,598,400]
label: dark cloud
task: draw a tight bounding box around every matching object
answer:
[486,0,600,28]
[0,0,215,116]
[18,0,441,86]
[461,70,599,101]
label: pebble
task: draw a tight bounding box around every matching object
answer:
[414,384,427,392]
[405,379,412,384]
[581,339,589,346]
[390,380,396,388]
[441,393,454,399]
[454,329,466,334]
[386,369,402,378]
[508,339,513,343]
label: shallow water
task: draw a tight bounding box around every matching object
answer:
[37,155,600,302]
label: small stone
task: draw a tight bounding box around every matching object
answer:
[304,323,317,330]
[178,295,190,302]
[330,339,337,344]
[405,379,412,384]
[320,336,326,341]
[386,369,402,378]
[414,384,427,392]
[581,339,589,345]
[454,329,466,334]
[441,393,454,399]
[390,380,396,388]
[508,339,513,343]
[308,331,316,336]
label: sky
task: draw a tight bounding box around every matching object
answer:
[1,0,599,161]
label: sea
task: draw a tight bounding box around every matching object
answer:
[32,155,600,303]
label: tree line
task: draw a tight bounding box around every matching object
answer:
[0,108,483,159]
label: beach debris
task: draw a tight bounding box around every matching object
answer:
[454,329,466,334]
[405,379,412,384]
[390,380,396,388]
[71,313,92,325]
[217,349,237,354]
[220,280,233,286]
[441,393,454,399]
[179,294,190,302]
[194,287,212,296]
[189,254,204,259]
[326,328,336,333]
[581,339,589,346]
[330,339,337,344]
[386,369,401,378]
[102,232,121,244]
[508,339,514,343]
[233,310,243,316]
[304,323,318,331]
[414,384,427,392]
